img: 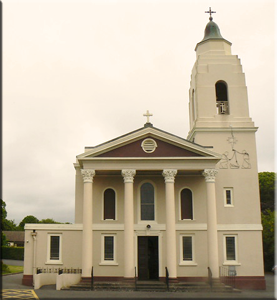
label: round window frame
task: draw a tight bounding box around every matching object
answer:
[141,138,157,153]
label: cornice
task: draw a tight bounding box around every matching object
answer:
[187,126,258,140]
[24,223,263,231]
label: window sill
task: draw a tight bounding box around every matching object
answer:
[99,262,119,266]
[45,261,63,265]
[179,262,198,266]
[223,262,241,266]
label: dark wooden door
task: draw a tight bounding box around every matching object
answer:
[138,236,159,280]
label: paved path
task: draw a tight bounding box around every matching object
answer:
[2,273,276,299]
[2,259,24,266]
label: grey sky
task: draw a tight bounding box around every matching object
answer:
[3,0,275,224]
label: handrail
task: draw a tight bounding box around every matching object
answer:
[219,266,236,288]
[165,267,169,291]
[91,266,94,291]
[207,267,213,289]
[135,267,137,291]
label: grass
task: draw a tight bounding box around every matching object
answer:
[2,265,24,275]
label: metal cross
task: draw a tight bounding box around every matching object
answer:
[205,7,216,21]
[143,110,153,123]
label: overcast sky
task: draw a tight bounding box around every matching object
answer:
[3,0,275,224]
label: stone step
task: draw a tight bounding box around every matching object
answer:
[65,280,241,293]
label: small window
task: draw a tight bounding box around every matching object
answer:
[47,234,62,264]
[104,236,114,261]
[180,235,196,265]
[225,236,236,261]
[140,183,155,221]
[50,236,60,260]
[180,188,193,220]
[215,81,229,114]
[104,189,116,220]
[224,188,233,207]
[100,234,118,265]
[182,236,193,261]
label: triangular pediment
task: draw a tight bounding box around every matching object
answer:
[77,126,221,160]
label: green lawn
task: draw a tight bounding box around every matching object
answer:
[2,265,24,275]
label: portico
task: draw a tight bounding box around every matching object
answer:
[77,134,221,281]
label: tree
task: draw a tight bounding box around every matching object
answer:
[39,218,60,224]
[1,199,17,231]
[259,172,275,213]
[261,209,275,271]
[18,215,39,230]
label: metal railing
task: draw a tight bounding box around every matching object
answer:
[165,267,169,291]
[135,267,137,291]
[36,267,82,274]
[207,267,213,289]
[91,266,94,291]
[219,266,236,288]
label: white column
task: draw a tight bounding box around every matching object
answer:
[203,169,219,278]
[81,169,95,278]
[162,169,177,279]
[122,169,136,279]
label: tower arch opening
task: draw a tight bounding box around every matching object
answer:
[215,81,229,114]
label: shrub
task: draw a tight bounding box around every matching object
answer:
[1,246,24,260]
[1,261,10,273]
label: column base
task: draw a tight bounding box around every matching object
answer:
[123,277,135,283]
[168,278,179,283]
[22,275,33,286]
[81,277,91,283]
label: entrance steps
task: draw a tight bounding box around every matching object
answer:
[65,280,241,293]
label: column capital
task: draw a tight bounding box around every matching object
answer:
[122,169,136,183]
[203,169,218,183]
[162,169,177,183]
[81,169,95,183]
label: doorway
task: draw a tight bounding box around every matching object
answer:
[138,236,159,280]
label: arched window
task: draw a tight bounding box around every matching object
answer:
[140,183,155,221]
[104,188,116,220]
[180,188,193,220]
[215,81,229,114]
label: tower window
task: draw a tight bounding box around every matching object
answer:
[215,81,229,114]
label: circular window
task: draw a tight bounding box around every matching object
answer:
[141,138,157,153]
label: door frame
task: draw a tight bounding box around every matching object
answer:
[135,231,163,279]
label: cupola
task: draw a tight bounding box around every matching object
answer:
[195,10,232,56]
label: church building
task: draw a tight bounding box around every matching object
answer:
[22,11,266,290]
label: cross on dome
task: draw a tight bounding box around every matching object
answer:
[143,110,153,123]
[205,7,216,21]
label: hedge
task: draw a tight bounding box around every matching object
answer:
[1,246,24,260]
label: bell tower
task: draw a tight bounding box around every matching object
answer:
[187,10,258,173]
[187,10,256,140]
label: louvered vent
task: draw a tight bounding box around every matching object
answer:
[141,138,157,153]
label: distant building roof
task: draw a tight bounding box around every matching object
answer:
[3,231,25,242]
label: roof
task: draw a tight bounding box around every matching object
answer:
[75,124,222,171]
[3,231,25,242]
[196,19,231,48]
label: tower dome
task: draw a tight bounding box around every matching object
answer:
[201,20,224,42]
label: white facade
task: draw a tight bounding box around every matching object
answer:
[23,16,265,290]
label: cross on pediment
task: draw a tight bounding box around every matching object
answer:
[143,110,153,123]
[205,7,216,21]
